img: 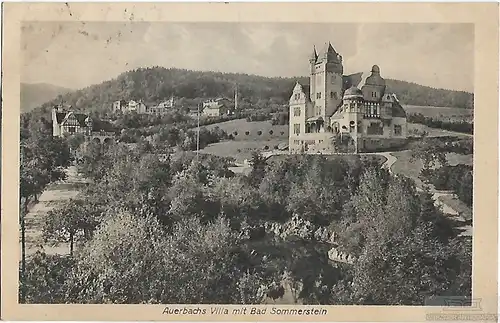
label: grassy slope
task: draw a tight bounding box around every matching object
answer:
[202,119,289,140]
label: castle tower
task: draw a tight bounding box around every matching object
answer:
[309,46,318,101]
[310,42,344,126]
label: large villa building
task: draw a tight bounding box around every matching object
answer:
[289,42,408,153]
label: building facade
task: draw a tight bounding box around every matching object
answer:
[52,107,94,137]
[144,96,175,114]
[202,98,234,117]
[52,106,115,141]
[289,42,408,154]
[113,97,175,115]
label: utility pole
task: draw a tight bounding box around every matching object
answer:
[196,102,200,161]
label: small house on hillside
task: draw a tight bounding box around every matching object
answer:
[51,106,115,138]
[202,98,234,117]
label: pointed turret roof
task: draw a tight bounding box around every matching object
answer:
[319,42,329,57]
[318,41,341,63]
[327,42,338,55]
[310,46,318,61]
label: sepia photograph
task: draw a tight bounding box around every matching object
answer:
[1,2,498,322]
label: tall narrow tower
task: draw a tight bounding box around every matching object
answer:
[311,42,344,124]
[234,83,239,110]
[309,46,318,104]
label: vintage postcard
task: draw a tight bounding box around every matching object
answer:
[1,2,498,322]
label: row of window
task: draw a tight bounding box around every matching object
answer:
[293,139,325,146]
[332,123,403,136]
[293,106,327,117]
[294,123,403,137]
[313,73,339,85]
[315,91,339,100]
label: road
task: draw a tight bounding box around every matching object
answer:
[20,166,87,257]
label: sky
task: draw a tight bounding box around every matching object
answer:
[21,22,474,92]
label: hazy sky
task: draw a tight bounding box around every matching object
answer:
[22,22,474,92]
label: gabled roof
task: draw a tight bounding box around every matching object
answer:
[310,46,318,61]
[293,82,311,103]
[391,96,407,118]
[60,112,88,127]
[55,112,66,124]
[343,72,364,90]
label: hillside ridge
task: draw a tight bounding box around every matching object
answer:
[28,67,474,113]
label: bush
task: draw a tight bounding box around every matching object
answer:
[269,130,274,135]
[264,145,269,150]
[245,131,250,136]
[257,131,262,136]
[233,131,238,136]
[420,164,473,206]
[408,113,473,134]
[280,131,285,135]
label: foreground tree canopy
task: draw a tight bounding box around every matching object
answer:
[20,132,472,305]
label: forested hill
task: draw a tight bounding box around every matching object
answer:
[21,83,72,113]
[385,79,473,110]
[35,67,473,113]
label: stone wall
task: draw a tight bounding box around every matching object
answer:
[357,137,408,152]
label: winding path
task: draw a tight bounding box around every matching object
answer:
[20,166,87,257]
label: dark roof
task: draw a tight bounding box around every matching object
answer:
[55,112,66,123]
[343,73,363,90]
[302,85,311,102]
[73,113,88,126]
[392,100,407,118]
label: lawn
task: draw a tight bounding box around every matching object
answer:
[437,194,473,221]
[391,150,473,189]
[407,123,472,138]
[404,105,473,122]
[200,139,286,163]
[201,119,289,141]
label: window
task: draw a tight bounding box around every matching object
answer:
[367,122,384,135]
[294,93,300,100]
[394,125,402,136]
[294,107,301,117]
[316,92,322,99]
[331,75,335,84]
[294,124,301,135]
